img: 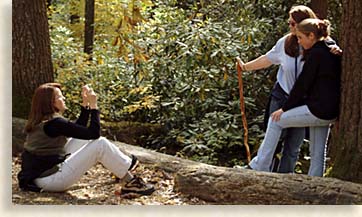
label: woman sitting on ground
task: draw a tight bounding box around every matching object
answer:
[18,83,155,195]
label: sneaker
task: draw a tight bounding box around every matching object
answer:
[128,155,139,171]
[242,165,252,170]
[234,165,252,170]
[121,176,155,195]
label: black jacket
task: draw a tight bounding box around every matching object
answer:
[282,41,341,120]
[18,151,67,192]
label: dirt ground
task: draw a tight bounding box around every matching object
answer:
[12,156,208,205]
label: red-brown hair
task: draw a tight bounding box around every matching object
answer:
[285,5,318,57]
[25,83,62,133]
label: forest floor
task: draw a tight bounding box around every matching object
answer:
[11,156,208,205]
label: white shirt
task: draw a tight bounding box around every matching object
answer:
[266,34,304,94]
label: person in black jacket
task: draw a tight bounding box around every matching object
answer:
[18,83,155,195]
[247,18,341,177]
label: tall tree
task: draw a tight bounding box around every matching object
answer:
[330,0,362,183]
[12,0,54,118]
[311,0,328,19]
[84,0,95,57]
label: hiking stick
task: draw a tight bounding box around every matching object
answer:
[236,57,251,163]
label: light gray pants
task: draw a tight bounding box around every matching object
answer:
[34,137,132,192]
[249,105,334,176]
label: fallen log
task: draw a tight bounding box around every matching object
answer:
[174,164,362,205]
[12,117,362,204]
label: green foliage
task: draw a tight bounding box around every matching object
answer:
[48,0,341,166]
[131,0,277,165]
[327,0,342,41]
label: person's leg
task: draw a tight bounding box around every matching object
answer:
[64,138,90,154]
[278,127,305,173]
[34,137,132,191]
[308,126,330,176]
[249,105,332,172]
[268,94,288,172]
[249,118,283,171]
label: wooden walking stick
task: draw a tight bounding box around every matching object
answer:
[236,57,251,163]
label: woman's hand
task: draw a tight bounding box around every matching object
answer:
[329,44,343,56]
[87,88,98,109]
[236,57,246,71]
[271,109,284,122]
[81,85,90,107]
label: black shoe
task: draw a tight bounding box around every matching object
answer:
[121,176,155,196]
[128,155,139,171]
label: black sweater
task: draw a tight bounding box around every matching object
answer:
[282,41,341,120]
[44,106,101,139]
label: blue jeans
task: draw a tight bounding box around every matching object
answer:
[269,95,305,173]
[250,105,333,177]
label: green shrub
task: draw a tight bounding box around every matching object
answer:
[48,0,341,166]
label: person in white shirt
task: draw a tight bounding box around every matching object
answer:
[236,5,341,173]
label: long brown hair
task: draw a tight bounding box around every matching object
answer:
[285,5,318,57]
[25,83,62,133]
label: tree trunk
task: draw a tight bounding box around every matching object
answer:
[311,0,328,19]
[12,117,362,204]
[12,0,54,118]
[329,0,362,183]
[84,0,95,56]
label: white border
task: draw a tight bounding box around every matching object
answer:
[2,0,361,216]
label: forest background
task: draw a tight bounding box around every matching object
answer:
[13,0,343,172]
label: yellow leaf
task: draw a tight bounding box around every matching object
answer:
[224,72,228,81]
[142,0,153,6]
[138,73,144,81]
[132,7,145,23]
[97,57,104,65]
[200,89,205,101]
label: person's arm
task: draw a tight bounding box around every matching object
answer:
[237,55,273,71]
[44,110,101,140]
[329,45,342,55]
[325,36,342,55]
[282,49,321,112]
[74,85,98,126]
[75,106,90,126]
[45,85,100,139]
[237,35,287,71]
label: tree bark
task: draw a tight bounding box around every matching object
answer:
[12,117,362,204]
[329,0,362,183]
[174,164,362,204]
[84,0,95,56]
[12,0,54,118]
[311,0,328,19]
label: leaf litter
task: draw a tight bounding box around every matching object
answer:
[12,156,207,205]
